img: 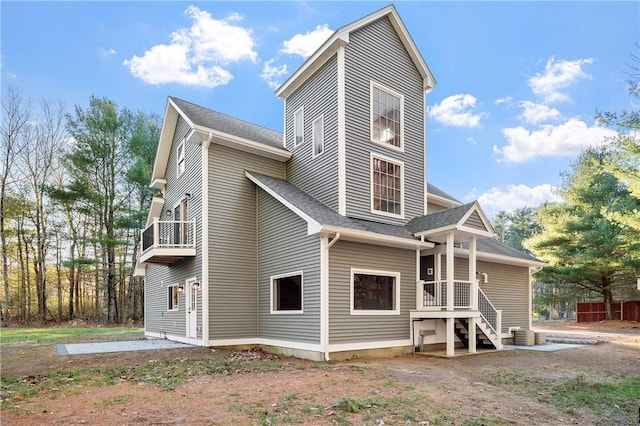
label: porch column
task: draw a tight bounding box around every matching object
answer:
[468,237,477,353]
[446,232,455,357]
[446,232,454,311]
[446,317,455,356]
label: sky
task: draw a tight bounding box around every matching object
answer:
[2,1,639,218]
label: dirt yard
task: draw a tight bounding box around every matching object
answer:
[1,321,639,425]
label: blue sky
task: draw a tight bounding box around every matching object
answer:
[2,1,638,218]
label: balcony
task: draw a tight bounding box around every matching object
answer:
[417,280,474,310]
[139,218,196,265]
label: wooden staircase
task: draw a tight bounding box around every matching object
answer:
[452,318,501,349]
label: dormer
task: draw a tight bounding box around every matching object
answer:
[276,5,436,224]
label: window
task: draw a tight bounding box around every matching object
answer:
[312,116,324,157]
[271,271,303,314]
[371,154,403,217]
[176,140,185,177]
[370,82,403,150]
[351,269,400,315]
[294,108,304,147]
[168,285,180,311]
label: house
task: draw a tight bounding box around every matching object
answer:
[135,4,544,361]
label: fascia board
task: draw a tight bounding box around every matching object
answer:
[145,197,166,227]
[150,99,181,183]
[457,225,494,238]
[460,202,495,237]
[276,37,347,99]
[318,225,434,250]
[454,247,546,268]
[413,224,457,238]
[195,126,292,162]
[427,193,461,208]
[245,171,320,230]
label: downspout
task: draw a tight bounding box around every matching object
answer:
[323,232,341,361]
[201,132,212,346]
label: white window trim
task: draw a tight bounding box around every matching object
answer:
[167,284,180,311]
[350,268,401,316]
[312,115,324,158]
[270,270,304,314]
[370,81,404,152]
[294,107,304,148]
[176,139,186,178]
[370,152,404,219]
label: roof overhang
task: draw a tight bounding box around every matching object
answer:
[276,5,436,99]
[458,247,546,268]
[413,202,495,243]
[150,98,291,188]
[246,171,433,251]
[427,192,462,209]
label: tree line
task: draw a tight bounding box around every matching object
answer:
[1,88,159,325]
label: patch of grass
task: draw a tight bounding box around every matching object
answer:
[0,357,284,405]
[487,371,640,423]
[93,394,131,409]
[0,327,143,345]
[336,397,380,413]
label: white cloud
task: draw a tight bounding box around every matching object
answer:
[123,6,256,87]
[261,59,288,90]
[528,57,593,103]
[428,94,485,127]
[493,118,617,163]
[518,100,561,124]
[470,184,564,219]
[495,96,512,105]
[280,23,333,58]
[100,48,116,57]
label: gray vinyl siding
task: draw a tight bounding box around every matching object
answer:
[328,240,416,344]
[344,16,425,224]
[427,204,447,214]
[450,257,531,332]
[257,189,321,343]
[145,115,203,339]
[285,55,340,211]
[208,144,285,340]
[463,211,487,231]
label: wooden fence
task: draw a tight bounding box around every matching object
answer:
[576,301,640,322]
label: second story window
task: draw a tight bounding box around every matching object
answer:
[313,116,324,157]
[177,140,186,177]
[371,154,403,218]
[371,82,403,150]
[294,107,304,147]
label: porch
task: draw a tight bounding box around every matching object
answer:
[139,218,197,264]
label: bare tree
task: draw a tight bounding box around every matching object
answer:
[0,87,30,326]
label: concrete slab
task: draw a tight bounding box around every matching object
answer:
[57,339,194,356]
[504,343,588,352]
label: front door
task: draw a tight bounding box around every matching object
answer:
[189,283,197,338]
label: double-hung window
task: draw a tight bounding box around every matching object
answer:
[294,108,304,147]
[370,82,403,150]
[371,154,403,218]
[350,269,400,315]
[176,140,186,177]
[271,271,303,314]
[168,285,180,311]
[312,116,324,157]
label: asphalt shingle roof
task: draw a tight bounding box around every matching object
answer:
[427,183,461,204]
[475,238,542,262]
[247,172,418,241]
[170,97,285,150]
[405,202,477,234]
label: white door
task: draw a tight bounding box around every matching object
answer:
[187,281,197,338]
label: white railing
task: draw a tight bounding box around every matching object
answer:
[141,218,196,253]
[417,280,473,309]
[477,286,501,338]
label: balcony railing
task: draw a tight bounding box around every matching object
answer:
[418,280,473,309]
[139,218,196,264]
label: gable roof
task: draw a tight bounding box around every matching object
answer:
[406,201,494,242]
[276,4,436,98]
[150,97,291,188]
[246,171,433,250]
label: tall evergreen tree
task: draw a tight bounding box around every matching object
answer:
[525,147,640,319]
